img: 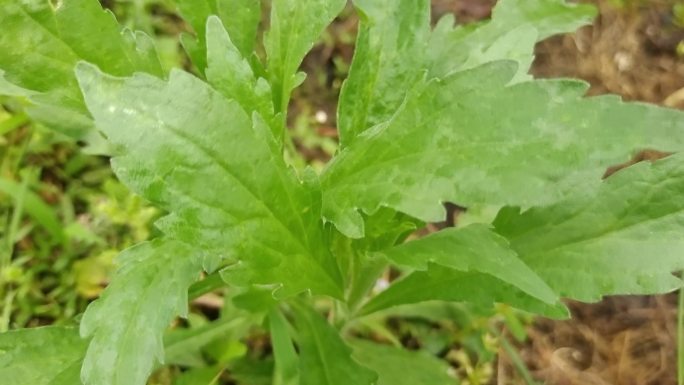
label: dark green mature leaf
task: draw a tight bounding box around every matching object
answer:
[76,63,342,298]
[80,239,202,385]
[322,62,684,238]
[494,154,684,302]
[265,0,347,113]
[205,17,278,139]
[175,0,261,74]
[337,0,429,147]
[360,264,567,318]
[350,340,457,385]
[0,0,162,140]
[380,224,558,305]
[0,327,86,385]
[290,302,377,385]
[338,0,596,146]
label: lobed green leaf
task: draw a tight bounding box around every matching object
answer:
[337,0,430,147]
[174,0,261,74]
[323,62,684,238]
[494,154,684,302]
[360,264,567,318]
[339,0,596,146]
[205,16,279,140]
[76,63,342,298]
[265,0,347,113]
[0,0,162,143]
[79,239,203,385]
[378,224,558,305]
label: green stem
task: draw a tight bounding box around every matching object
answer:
[187,272,226,300]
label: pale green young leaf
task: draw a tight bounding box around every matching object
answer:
[265,0,347,113]
[360,264,567,318]
[205,16,279,139]
[290,302,377,385]
[80,239,202,385]
[322,62,684,238]
[76,63,342,298]
[337,0,429,147]
[0,327,86,385]
[0,0,162,140]
[350,340,456,385]
[174,0,261,73]
[380,224,558,305]
[494,154,684,302]
[269,309,299,385]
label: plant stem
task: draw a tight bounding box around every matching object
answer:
[187,272,226,300]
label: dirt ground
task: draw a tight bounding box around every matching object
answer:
[293,1,684,384]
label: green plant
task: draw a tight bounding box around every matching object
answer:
[2,0,684,384]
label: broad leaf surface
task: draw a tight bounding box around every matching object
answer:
[290,302,377,385]
[265,0,347,113]
[494,154,684,302]
[0,326,86,385]
[205,17,278,139]
[80,239,202,385]
[350,340,456,385]
[338,0,596,146]
[0,0,162,140]
[380,224,558,305]
[76,64,342,298]
[360,264,567,318]
[174,0,261,73]
[323,62,684,238]
[337,0,429,146]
